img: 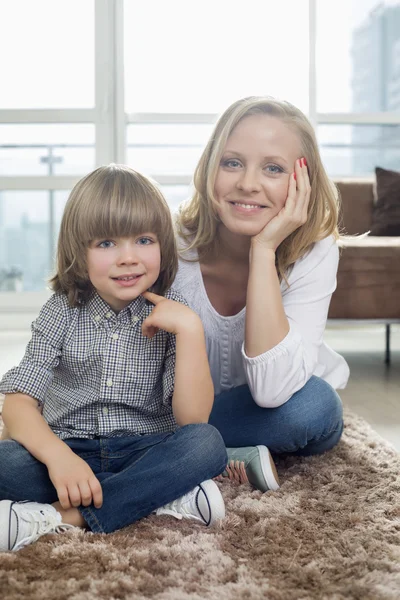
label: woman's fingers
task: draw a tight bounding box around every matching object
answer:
[291,158,310,225]
[285,170,297,213]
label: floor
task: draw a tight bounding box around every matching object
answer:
[0,325,399,451]
[324,324,400,451]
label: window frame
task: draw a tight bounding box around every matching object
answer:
[1,0,399,324]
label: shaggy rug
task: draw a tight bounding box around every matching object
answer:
[0,409,399,600]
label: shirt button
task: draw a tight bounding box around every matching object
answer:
[102,406,109,415]
[132,316,139,323]
[105,312,112,319]
[106,379,113,387]
[94,315,101,322]
[112,333,119,340]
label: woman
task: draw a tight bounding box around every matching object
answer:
[173,96,350,492]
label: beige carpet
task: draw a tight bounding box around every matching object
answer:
[0,409,399,600]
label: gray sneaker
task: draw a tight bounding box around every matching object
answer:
[0,500,75,552]
[222,445,280,492]
[155,480,225,526]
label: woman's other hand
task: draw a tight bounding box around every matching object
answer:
[252,157,311,251]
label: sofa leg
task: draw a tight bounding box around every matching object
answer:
[385,324,391,365]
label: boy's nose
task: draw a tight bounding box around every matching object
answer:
[117,244,139,264]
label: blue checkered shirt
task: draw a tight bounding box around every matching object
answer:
[0,290,187,440]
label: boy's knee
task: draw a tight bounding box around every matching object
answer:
[181,423,227,466]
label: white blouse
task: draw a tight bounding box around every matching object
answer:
[173,236,350,408]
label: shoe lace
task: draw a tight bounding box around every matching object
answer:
[13,508,74,552]
[225,460,249,485]
[156,488,202,522]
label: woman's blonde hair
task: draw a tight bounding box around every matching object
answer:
[177,96,340,280]
[50,164,177,306]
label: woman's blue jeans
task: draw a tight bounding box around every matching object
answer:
[209,376,344,456]
[0,423,227,534]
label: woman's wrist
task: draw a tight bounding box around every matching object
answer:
[250,239,276,263]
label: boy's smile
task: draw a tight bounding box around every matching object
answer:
[87,234,161,312]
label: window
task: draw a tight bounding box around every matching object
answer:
[1,0,400,318]
[316,0,400,176]
[124,0,309,114]
[0,0,94,109]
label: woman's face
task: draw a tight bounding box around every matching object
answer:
[214,113,302,238]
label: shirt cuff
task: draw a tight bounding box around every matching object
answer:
[0,363,52,404]
[241,324,302,365]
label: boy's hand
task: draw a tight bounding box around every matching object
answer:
[46,449,103,510]
[142,291,202,338]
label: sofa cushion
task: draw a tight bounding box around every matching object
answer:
[335,180,374,235]
[369,167,400,236]
[328,237,400,319]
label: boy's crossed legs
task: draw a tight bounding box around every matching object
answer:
[0,423,227,551]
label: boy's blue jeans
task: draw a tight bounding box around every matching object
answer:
[0,423,227,534]
[209,376,344,456]
[0,376,342,533]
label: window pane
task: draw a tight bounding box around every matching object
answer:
[0,191,69,292]
[317,1,400,112]
[159,185,191,213]
[318,124,400,177]
[0,125,95,176]
[127,124,213,177]
[0,0,94,109]
[124,0,309,114]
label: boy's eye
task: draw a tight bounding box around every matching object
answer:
[136,237,153,245]
[97,240,115,249]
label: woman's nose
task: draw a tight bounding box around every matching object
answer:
[236,168,261,193]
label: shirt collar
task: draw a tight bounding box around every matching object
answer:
[86,292,147,326]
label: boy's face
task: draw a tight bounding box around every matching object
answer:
[87,234,161,312]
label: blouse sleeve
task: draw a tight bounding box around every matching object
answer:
[241,237,339,407]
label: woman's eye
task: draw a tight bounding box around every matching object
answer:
[222,159,242,169]
[98,240,115,248]
[137,237,153,245]
[265,164,283,174]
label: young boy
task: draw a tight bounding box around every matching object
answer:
[0,165,227,552]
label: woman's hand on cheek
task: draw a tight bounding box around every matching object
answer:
[252,158,311,251]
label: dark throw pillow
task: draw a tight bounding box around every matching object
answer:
[369,167,400,236]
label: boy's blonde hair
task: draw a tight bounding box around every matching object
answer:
[50,164,177,306]
[177,96,340,280]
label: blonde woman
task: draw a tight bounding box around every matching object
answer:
[0,164,227,552]
[174,96,350,492]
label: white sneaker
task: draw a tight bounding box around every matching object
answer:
[0,500,75,552]
[155,480,225,526]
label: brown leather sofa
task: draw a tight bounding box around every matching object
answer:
[328,180,400,362]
